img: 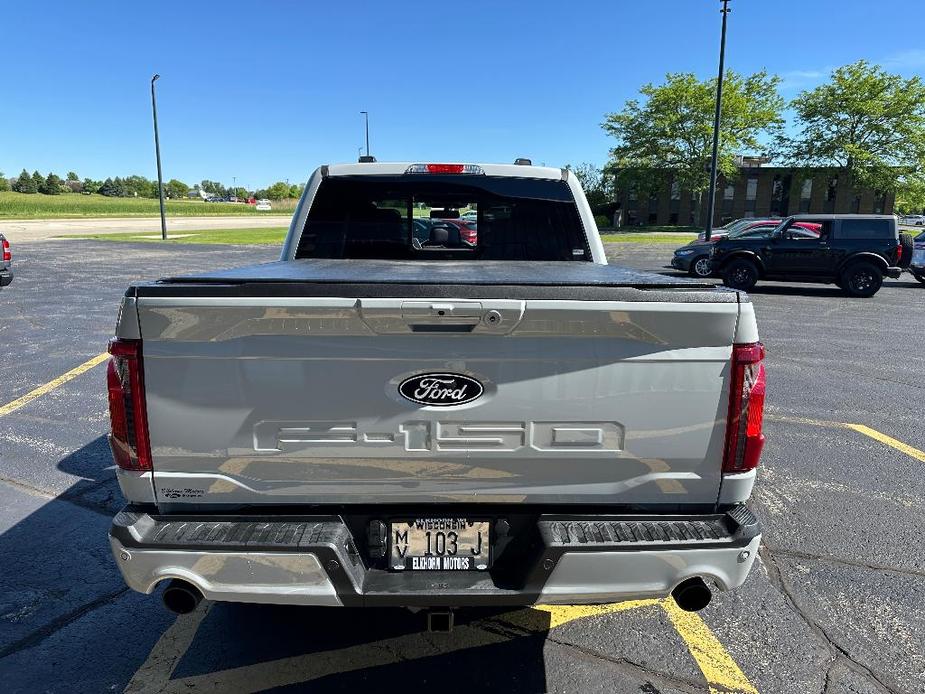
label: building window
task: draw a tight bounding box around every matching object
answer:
[770,174,792,217]
[648,212,657,224]
[628,185,637,205]
[669,181,680,217]
[852,194,862,213]
[744,176,758,213]
[722,181,735,216]
[669,212,679,224]
[825,176,838,212]
[874,190,885,214]
[799,178,812,213]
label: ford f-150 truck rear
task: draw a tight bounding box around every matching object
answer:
[107,161,764,614]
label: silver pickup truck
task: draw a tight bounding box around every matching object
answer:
[107,161,765,618]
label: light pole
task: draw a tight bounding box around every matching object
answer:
[704,0,730,241]
[150,74,167,241]
[233,176,236,200]
[360,111,370,157]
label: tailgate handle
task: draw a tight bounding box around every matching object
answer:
[402,301,482,321]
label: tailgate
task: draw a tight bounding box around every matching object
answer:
[135,290,743,508]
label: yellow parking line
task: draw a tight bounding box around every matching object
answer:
[843,423,925,463]
[768,413,925,464]
[0,352,109,417]
[662,599,758,694]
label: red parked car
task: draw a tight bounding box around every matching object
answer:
[444,219,478,246]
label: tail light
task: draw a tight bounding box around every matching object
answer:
[107,338,152,471]
[2,238,10,262]
[897,243,903,264]
[723,342,766,473]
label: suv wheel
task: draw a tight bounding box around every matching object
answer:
[689,256,713,278]
[913,271,925,285]
[722,258,759,291]
[841,262,883,297]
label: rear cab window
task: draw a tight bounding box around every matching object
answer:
[296,174,589,261]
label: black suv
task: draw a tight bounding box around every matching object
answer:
[710,214,908,297]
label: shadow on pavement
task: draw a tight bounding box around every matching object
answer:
[0,436,552,692]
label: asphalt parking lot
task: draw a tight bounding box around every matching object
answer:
[1,238,923,693]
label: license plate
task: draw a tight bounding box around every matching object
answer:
[390,518,490,571]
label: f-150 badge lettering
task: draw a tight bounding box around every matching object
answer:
[399,373,484,406]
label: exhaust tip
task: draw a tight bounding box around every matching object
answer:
[671,577,712,612]
[162,579,203,615]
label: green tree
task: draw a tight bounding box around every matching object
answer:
[566,163,609,210]
[123,175,156,198]
[165,179,190,199]
[82,178,100,194]
[32,170,44,191]
[602,70,784,208]
[778,60,925,196]
[15,168,37,193]
[266,181,291,200]
[40,172,62,195]
[0,172,9,192]
[66,171,79,181]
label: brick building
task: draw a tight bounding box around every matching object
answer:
[613,164,894,227]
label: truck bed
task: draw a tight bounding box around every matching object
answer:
[133,259,742,302]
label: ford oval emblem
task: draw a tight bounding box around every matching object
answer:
[398,373,484,407]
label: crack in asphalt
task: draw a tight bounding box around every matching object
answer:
[544,634,708,693]
[764,545,925,580]
[0,586,129,660]
[478,616,707,692]
[759,546,898,694]
[770,354,924,391]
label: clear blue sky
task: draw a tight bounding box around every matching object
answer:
[2,0,924,190]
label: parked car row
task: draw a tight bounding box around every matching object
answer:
[900,214,925,226]
[674,219,820,278]
[671,215,914,297]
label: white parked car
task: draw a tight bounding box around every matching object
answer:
[901,214,925,226]
[255,199,272,211]
[460,210,478,222]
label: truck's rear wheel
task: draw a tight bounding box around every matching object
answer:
[841,261,883,297]
[722,259,759,291]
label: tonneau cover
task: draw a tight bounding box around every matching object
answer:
[134,259,742,303]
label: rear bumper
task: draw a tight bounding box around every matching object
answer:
[0,267,12,287]
[109,505,761,607]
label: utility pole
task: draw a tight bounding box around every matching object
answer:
[360,111,370,157]
[704,0,730,241]
[150,74,167,240]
